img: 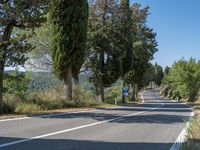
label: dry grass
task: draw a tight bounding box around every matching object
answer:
[181,98,200,150]
[0,104,119,120]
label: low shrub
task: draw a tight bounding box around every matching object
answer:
[15,103,42,114]
[1,93,22,114]
[105,86,121,104]
[181,118,200,150]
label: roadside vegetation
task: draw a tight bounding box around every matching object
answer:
[181,114,200,150]
[161,58,200,102]
[160,58,200,150]
[0,0,162,115]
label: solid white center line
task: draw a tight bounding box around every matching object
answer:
[0,104,163,148]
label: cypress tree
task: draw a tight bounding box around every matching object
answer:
[119,0,133,102]
[50,0,88,100]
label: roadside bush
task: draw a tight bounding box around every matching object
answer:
[0,103,14,114]
[181,118,200,150]
[1,84,99,114]
[26,86,99,110]
[4,68,30,101]
[73,85,99,107]
[105,85,121,104]
[1,93,22,114]
[15,103,42,114]
[162,58,200,101]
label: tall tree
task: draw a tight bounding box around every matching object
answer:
[87,0,122,102]
[154,63,164,86]
[50,0,88,100]
[26,21,84,84]
[119,0,133,102]
[126,3,158,100]
[0,0,46,109]
[164,66,170,75]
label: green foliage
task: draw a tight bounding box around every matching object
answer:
[87,0,126,91]
[126,3,158,91]
[4,68,31,100]
[26,21,52,71]
[50,0,88,80]
[0,0,47,106]
[72,85,100,107]
[119,0,133,77]
[0,0,47,66]
[28,72,63,92]
[164,66,170,75]
[154,63,164,86]
[105,81,122,104]
[162,58,200,101]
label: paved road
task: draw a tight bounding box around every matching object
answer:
[0,90,192,150]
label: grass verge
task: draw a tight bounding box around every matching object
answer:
[180,102,200,150]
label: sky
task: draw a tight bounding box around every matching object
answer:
[130,0,200,68]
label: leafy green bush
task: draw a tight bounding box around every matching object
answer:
[105,85,121,104]
[162,58,200,101]
[4,68,30,101]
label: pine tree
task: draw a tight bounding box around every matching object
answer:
[0,0,47,110]
[50,0,88,100]
[87,0,122,102]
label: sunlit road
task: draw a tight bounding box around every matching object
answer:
[0,90,192,150]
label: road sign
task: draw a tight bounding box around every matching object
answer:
[123,86,129,96]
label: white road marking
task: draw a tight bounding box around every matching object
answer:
[0,116,31,122]
[169,111,194,150]
[0,104,164,148]
[0,110,98,122]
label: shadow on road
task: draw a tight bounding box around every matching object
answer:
[31,108,190,125]
[0,137,173,150]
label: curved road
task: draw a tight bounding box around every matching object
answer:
[0,90,192,150]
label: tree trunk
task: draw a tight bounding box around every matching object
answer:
[135,84,138,99]
[122,79,125,103]
[131,84,135,101]
[99,48,105,102]
[64,68,72,100]
[98,0,108,103]
[74,75,79,86]
[0,61,4,110]
[99,80,104,102]
[0,25,13,110]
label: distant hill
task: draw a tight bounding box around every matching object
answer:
[5,70,94,93]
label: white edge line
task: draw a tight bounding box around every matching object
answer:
[169,111,194,150]
[0,109,98,122]
[0,104,163,148]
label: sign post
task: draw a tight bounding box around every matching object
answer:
[123,86,129,97]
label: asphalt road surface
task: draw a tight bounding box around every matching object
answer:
[0,90,192,150]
